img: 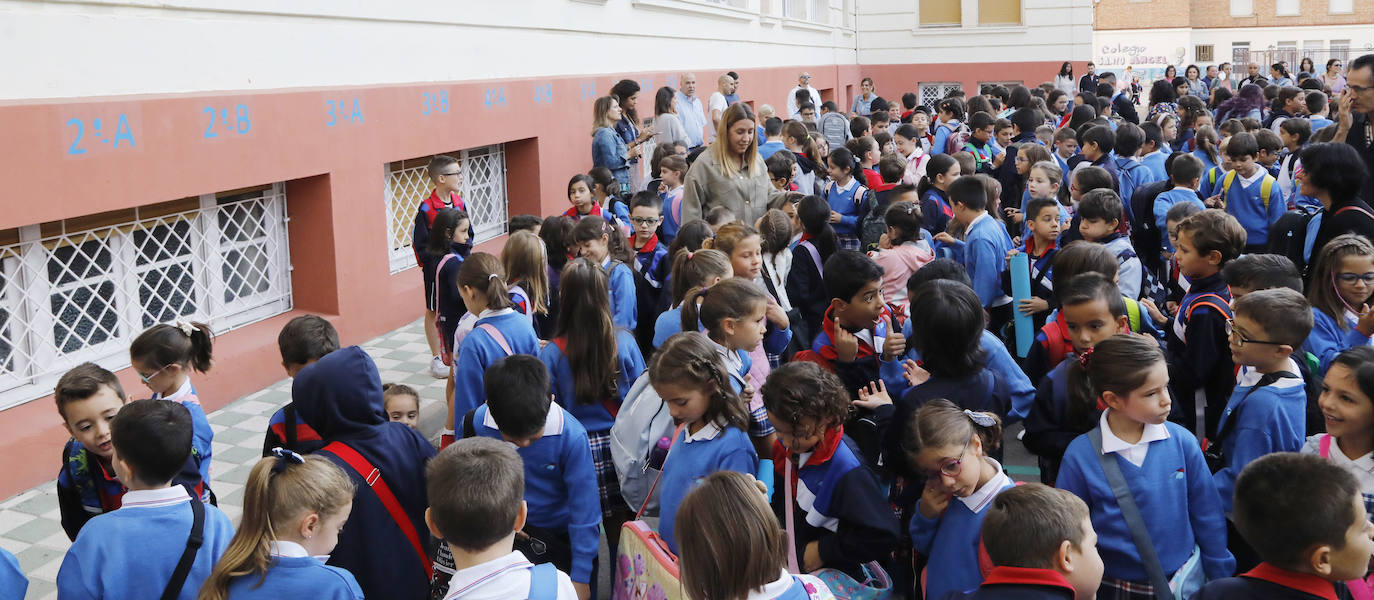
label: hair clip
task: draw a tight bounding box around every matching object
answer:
[686,250,694,260]
[173,320,195,337]
[270,447,305,473]
[963,410,996,427]
[1076,346,1095,370]
[488,273,498,281]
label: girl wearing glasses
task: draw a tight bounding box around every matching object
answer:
[1304,234,1374,375]
[130,320,216,503]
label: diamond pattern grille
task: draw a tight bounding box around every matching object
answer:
[919,83,963,111]
[385,145,508,273]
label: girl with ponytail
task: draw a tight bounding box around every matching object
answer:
[131,320,217,501]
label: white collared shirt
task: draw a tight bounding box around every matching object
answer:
[684,419,725,443]
[160,377,194,402]
[269,540,310,558]
[119,485,190,510]
[1099,410,1170,467]
[707,337,744,381]
[484,404,566,438]
[965,210,990,232]
[833,176,858,194]
[957,458,1012,513]
[443,551,578,600]
[1235,357,1303,388]
[1237,165,1266,188]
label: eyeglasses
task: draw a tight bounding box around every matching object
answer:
[138,364,171,384]
[1225,318,1284,347]
[1336,272,1374,285]
[439,171,461,178]
[1350,83,1373,95]
[629,217,659,225]
[922,438,972,479]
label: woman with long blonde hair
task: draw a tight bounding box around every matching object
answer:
[681,102,782,227]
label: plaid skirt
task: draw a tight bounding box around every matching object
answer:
[838,234,862,251]
[749,405,776,438]
[1098,577,1157,600]
[588,428,624,518]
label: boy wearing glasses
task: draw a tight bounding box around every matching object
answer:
[414,155,473,379]
[1211,288,1315,571]
[628,191,670,353]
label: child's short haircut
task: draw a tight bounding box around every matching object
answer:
[1306,90,1329,115]
[508,214,542,234]
[1254,129,1283,154]
[948,175,988,211]
[1076,189,1123,225]
[823,250,884,303]
[908,258,972,294]
[482,355,552,438]
[1171,154,1204,185]
[761,362,850,438]
[879,153,906,184]
[1219,118,1245,138]
[1073,166,1114,195]
[1140,122,1164,150]
[1112,123,1145,157]
[1175,210,1247,266]
[894,124,919,140]
[1010,109,1040,135]
[968,112,996,131]
[1051,241,1118,292]
[1165,200,1203,225]
[766,151,794,181]
[1234,452,1362,571]
[1054,127,1077,144]
[427,155,459,180]
[1059,272,1127,316]
[1240,117,1262,132]
[55,363,126,419]
[426,437,524,552]
[630,190,662,212]
[821,100,839,113]
[849,116,871,140]
[111,399,192,486]
[1232,288,1313,348]
[1025,197,1061,223]
[1280,117,1312,145]
[382,382,420,404]
[277,315,340,367]
[901,92,918,110]
[1080,125,1116,153]
[1226,131,1259,158]
[705,206,736,227]
[764,116,784,137]
[951,151,976,175]
[1221,253,1303,294]
[660,154,688,178]
[981,483,1091,569]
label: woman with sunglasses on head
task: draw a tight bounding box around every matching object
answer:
[1324,58,1347,94]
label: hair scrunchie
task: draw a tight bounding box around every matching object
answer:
[963,409,996,427]
[270,447,305,473]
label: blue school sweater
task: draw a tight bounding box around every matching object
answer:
[602,257,638,330]
[1213,364,1308,514]
[1192,149,1219,174]
[453,308,541,418]
[911,460,1016,600]
[0,547,24,599]
[466,403,601,584]
[659,420,758,553]
[1303,307,1372,376]
[224,552,364,600]
[57,487,235,600]
[1141,151,1168,183]
[154,380,214,501]
[538,329,646,432]
[1154,188,1208,248]
[922,188,954,234]
[656,307,792,359]
[294,347,437,600]
[653,306,684,348]
[825,178,869,238]
[1056,421,1235,583]
[965,213,1015,308]
[896,325,1035,421]
[1221,170,1286,247]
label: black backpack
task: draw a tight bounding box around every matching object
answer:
[1266,205,1323,274]
[1127,180,1171,275]
[859,189,891,252]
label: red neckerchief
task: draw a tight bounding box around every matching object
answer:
[563,203,602,219]
[814,304,889,364]
[872,181,898,193]
[771,426,846,487]
[981,566,1076,594]
[426,189,465,213]
[1025,235,1057,257]
[798,231,815,244]
[635,234,660,254]
[1242,563,1341,600]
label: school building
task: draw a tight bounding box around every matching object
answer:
[1092,0,1374,82]
[0,0,1090,498]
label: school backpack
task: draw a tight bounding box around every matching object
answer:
[1113,158,1153,222]
[941,121,972,155]
[1268,205,1374,275]
[1041,299,1144,367]
[823,179,870,232]
[817,111,850,149]
[858,190,892,252]
[609,372,675,516]
[1219,170,1275,212]
[1126,179,1174,275]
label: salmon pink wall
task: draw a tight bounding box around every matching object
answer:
[0,60,1037,499]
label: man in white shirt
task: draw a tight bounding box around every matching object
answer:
[708,74,734,133]
[674,72,708,149]
[787,72,822,120]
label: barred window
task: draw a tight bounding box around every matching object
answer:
[385,144,508,273]
[919,83,963,111]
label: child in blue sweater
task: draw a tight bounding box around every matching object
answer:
[1303,235,1374,375]
[651,332,758,554]
[200,451,362,600]
[57,399,235,600]
[426,437,580,600]
[537,258,645,554]
[130,321,216,503]
[965,483,1105,600]
[450,253,541,442]
[55,363,129,540]
[460,355,599,600]
[652,249,732,348]
[908,398,1017,600]
[1195,453,1374,600]
[571,215,638,330]
[823,147,871,250]
[935,175,1014,319]
[1215,132,1285,254]
[764,362,901,581]
[1055,335,1235,598]
[1153,154,1208,252]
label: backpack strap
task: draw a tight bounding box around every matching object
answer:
[636,422,687,520]
[1261,175,1275,211]
[1124,297,1142,333]
[433,253,458,311]
[323,441,433,579]
[1335,205,1374,220]
[526,562,559,600]
[1186,292,1233,322]
[1221,169,1238,199]
[1088,428,1174,600]
[1042,318,1069,366]
[159,493,206,600]
[476,323,514,356]
[799,240,824,275]
[1320,433,1332,459]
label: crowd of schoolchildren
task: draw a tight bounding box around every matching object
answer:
[28,56,1374,600]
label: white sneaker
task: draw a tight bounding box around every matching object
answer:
[428,355,449,379]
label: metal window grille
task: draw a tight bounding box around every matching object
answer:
[0,184,291,409]
[918,83,962,111]
[1196,45,1214,62]
[385,144,508,273]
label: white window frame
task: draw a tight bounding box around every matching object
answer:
[1331,40,1351,61]
[1275,0,1299,16]
[918,82,963,111]
[0,184,292,409]
[385,144,508,273]
[1230,0,1253,16]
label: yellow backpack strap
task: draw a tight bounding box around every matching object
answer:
[1221,169,1238,199]
[1208,168,1218,186]
[1124,296,1142,332]
[1260,175,1275,211]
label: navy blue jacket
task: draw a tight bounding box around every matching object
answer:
[1194,563,1353,600]
[945,566,1077,600]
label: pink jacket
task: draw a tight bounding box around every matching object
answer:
[870,241,934,313]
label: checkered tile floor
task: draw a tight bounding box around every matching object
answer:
[0,319,449,600]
